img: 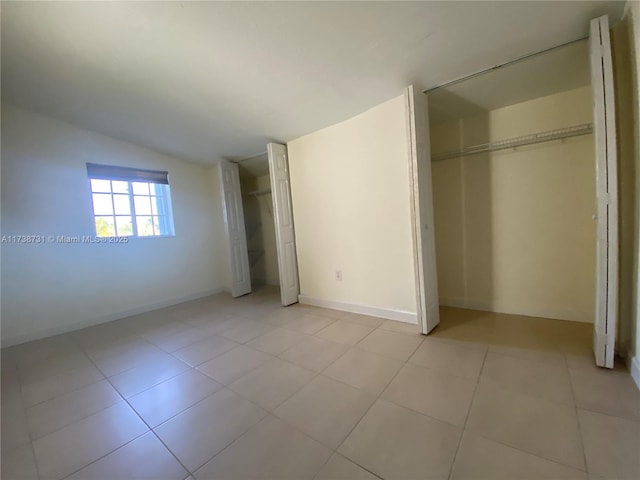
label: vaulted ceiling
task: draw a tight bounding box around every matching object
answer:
[1,1,626,164]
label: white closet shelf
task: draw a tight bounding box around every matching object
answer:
[432,123,593,162]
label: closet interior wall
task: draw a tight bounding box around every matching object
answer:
[430,85,597,323]
[240,174,280,287]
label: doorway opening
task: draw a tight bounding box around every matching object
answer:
[237,154,280,292]
[408,15,620,368]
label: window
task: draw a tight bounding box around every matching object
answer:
[87,163,175,237]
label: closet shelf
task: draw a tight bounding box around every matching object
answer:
[432,123,593,162]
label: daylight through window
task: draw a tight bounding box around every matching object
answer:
[86,163,175,238]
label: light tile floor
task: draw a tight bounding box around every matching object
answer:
[2,286,639,480]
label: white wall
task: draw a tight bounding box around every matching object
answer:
[431,86,597,323]
[1,104,225,346]
[287,95,417,321]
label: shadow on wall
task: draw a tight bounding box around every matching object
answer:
[429,90,494,311]
[612,14,637,357]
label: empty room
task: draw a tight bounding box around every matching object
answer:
[1,1,640,480]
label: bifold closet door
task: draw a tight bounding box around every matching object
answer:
[219,160,252,297]
[267,142,300,306]
[405,85,440,334]
[590,15,618,368]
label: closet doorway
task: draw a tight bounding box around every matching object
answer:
[407,15,619,368]
[220,143,301,307]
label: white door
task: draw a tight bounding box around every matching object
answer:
[590,15,618,368]
[267,143,300,306]
[219,160,251,297]
[405,85,440,334]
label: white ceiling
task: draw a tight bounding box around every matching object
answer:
[428,39,591,124]
[1,1,625,165]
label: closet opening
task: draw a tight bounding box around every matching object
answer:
[423,37,611,361]
[237,153,281,297]
[221,143,300,307]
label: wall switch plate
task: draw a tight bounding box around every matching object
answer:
[335,270,342,281]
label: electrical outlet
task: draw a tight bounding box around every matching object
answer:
[335,270,342,281]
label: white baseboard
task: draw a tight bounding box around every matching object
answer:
[629,356,640,393]
[1,288,225,348]
[298,295,417,324]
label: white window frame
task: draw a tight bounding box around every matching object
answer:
[87,164,175,238]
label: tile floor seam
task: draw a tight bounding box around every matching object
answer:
[332,349,415,471]
[311,453,385,480]
[190,412,338,480]
[148,327,218,354]
[182,409,273,476]
[227,367,321,413]
[128,374,224,430]
[20,343,112,444]
[20,372,108,410]
[107,360,191,398]
[574,405,640,424]
[568,365,597,475]
[463,386,590,473]
[447,341,489,480]
[26,397,125,443]
[76,337,194,478]
[195,345,274,386]
[57,430,155,480]
[460,429,590,474]
[170,334,242,366]
[404,357,477,382]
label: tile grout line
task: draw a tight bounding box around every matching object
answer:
[328,334,422,480]
[567,360,591,475]
[10,361,43,480]
[446,343,489,480]
[61,333,194,480]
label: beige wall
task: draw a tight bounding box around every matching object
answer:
[287,95,417,318]
[432,86,597,323]
[619,1,640,374]
[1,104,226,346]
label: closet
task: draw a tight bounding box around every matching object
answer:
[237,154,280,289]
[220,143,300,306]
[428,39,596,325]
[409,16,620,368]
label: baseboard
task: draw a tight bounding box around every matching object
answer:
[629,356,640,392]
[1,288,225,348]
[439,297,592,323]
[298,295,417,324]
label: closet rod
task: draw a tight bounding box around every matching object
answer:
[230,151,268,164]
[432,123,593,162]
[423,37,587,94]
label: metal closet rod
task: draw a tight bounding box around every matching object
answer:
[424,37,587,94]
[230,151,268,163]
[432,123,593,162]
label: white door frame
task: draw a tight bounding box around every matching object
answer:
[267,142,301,306]
[590,14,619,368]
[219,160,252,297]
[406,85,440,334]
